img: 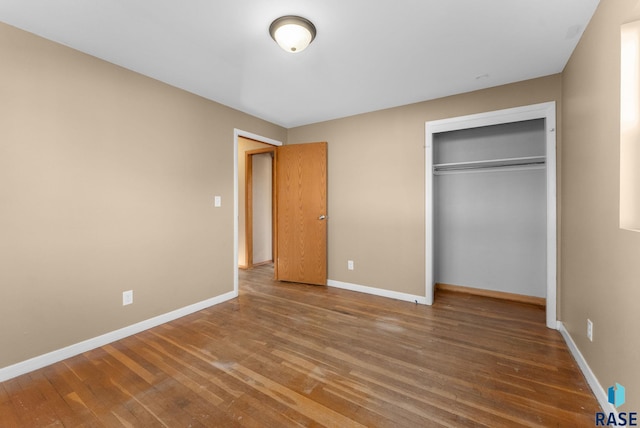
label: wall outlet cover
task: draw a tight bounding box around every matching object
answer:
[123,290,133,306]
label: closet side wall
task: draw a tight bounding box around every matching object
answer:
[434,119,547,297]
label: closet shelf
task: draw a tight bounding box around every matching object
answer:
[433,156,546,174]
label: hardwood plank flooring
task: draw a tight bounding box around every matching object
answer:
[1,264,600,427]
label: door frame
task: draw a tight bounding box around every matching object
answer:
[245,147,276,269]
[425,102,557,329]
[234,129,282,295]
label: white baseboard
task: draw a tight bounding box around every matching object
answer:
[0,290,237,383]
[327,279,428,304]
[557,321,614,414]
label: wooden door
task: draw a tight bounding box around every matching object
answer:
[275,142,327,285]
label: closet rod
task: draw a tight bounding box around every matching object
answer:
[434,161,545,172]
[433,160,546,174]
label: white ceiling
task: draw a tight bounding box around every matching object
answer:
[0,0,600,128]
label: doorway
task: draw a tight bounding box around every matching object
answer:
[233,130,282,295]
[233,130,328,295]
[244,147,276,269]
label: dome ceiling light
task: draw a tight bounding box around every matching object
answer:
[269,15,317,53]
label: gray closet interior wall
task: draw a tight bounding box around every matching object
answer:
[433,119,547,298]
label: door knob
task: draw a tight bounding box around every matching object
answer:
[318,215,326,220]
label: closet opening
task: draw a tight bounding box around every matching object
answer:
[425,102,557,328]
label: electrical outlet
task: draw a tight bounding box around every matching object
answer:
[123,290,133,306]
[587,319,593,342]
[347,260,354,270]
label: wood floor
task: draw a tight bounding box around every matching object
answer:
[1,264,600,427]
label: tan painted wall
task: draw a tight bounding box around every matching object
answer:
[237,137,274,267]
[0,22,286,368]
[288,75,562,297]
[562,0,640,410]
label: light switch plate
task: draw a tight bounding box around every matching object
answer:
[214,196,221,207]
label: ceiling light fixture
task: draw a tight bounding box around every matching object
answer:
[269,15,316,53]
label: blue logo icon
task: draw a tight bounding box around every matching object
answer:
[596,383,636,426]
[609,383,626,408]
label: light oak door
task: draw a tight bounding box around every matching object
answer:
[275,142,327,285]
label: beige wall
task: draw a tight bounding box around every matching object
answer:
[562,0,640,410]
[288,75,562,297]
[0,22,286,368]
